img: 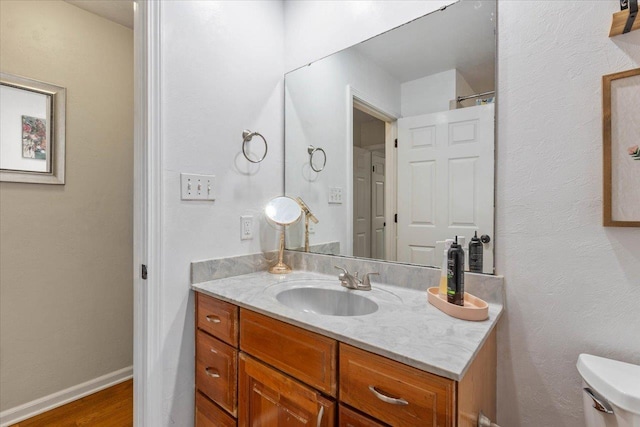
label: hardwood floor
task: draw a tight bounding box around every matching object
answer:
[11,380,133,427]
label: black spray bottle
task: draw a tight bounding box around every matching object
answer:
[468,231,483,273]
[447,236,465,306]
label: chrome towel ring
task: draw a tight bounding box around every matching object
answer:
[242,130,268,163]
[307,145,326,172]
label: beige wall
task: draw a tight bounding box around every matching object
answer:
[0,1,133,411]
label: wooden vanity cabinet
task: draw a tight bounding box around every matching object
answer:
[194,292,496,427]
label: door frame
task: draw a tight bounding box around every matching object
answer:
[345,85,398,259]
[133,1,163,425]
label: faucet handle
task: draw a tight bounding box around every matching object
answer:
[361,272,379,288]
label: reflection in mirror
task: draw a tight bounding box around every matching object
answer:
[0,72,66,184]
[265,196,302,274]
[284,0,496,273]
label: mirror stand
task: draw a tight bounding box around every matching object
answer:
[269,227,292,274]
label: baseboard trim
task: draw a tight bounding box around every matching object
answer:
[0,365,133,427]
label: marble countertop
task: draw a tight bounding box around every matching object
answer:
[191,270,503,381]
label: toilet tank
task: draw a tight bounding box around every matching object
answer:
[577,354,640,427]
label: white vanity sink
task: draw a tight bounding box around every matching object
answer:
[276,286,378,316]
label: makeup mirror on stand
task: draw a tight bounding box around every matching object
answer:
[265,196,302,274]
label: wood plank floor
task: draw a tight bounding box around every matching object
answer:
[11,380,133,427]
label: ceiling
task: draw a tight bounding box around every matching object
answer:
[65,0,134,29]
[354,0,496,92]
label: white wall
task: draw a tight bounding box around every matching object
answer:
[496,2,640,426]
[284,0,455,72]
[159,1,284,425]
[285,48,400,255]
[401,69,457,116]
[284,1,640,426]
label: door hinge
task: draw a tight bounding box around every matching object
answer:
[394,213,398,223]
[141,264,148,280]
[394,138,398,148]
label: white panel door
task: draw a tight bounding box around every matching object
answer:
[397,104,494,272]
[353,147,371,258]
[371,151,385,260]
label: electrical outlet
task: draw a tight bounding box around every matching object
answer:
[308,222,316,234]
[328,187,343,204]
[241,215,253,240]
[181,173,215,201]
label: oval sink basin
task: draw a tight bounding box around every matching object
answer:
[276,287,378,316]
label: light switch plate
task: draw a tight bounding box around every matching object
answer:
[181,173,215,201]
[328,187,343,204]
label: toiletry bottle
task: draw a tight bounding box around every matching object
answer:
[439,239,454,299]
[458,235,467,271]
[469,231,483,273]
[447,236,465,306]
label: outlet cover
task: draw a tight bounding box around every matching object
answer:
[181,173,215,201]
[328,187,343,204]
[241,215,253,240]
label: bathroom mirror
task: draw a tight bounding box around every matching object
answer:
[0,72,66,184]
[284,0,496,273]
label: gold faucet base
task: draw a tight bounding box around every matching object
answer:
[269,262,292,275]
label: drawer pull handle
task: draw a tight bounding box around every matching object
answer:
[368,385,409,406]
[206,315,221,324]
[209,347,217,354]
[316,405,324,427]
[205,367,220,378]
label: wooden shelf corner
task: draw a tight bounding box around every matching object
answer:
[609,8,640,37]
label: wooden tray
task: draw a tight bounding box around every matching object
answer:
[427,287,489,321]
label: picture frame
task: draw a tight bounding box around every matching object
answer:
[0,72,66,184]
[602,68,640,227]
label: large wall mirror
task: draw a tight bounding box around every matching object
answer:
[284,0,496,273]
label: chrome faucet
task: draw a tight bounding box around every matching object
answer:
[334,266,378,291]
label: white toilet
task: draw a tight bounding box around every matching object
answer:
[577,354,640,427]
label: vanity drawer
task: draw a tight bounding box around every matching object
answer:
[197,293,238,347]
[240,309,337,396]
[339,405,387,427]
[339,344,455,427]
[196,330,238,416]
[195,391,236,427]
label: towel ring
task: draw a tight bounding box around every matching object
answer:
[242,130,268,163]
[307,145,326,172]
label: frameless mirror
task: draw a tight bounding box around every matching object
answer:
[284,0,496,273]
[0,72,66,184]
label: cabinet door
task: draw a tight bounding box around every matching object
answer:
[238,353,335,427]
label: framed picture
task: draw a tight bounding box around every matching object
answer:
[0,72,66,184]
[603,68,640,227]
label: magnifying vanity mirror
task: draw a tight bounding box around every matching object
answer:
[265,196,302,274]
[284,0,497,274]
